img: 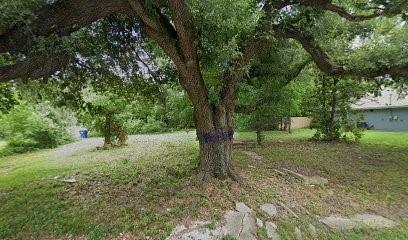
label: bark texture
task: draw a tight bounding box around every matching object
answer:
[195,105,239,181]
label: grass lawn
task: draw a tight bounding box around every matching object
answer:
[237,129,408,148]
[0,130,407,239]
[361,130,408,148]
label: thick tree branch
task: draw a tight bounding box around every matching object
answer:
[284,58,312,84]
[128,1,209,108]
[276,28,348,75]
[0,52,73,83]
[320,1,406,22]
[168,0,199,64]
[0,0,132,54]
[126,0,184,70]
[168,0,210,106]
[220,38,270,107]
[271,0,406,21]
[276,28,408,78]
[236,57,310,114]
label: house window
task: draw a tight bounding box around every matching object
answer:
[389,115,398,121]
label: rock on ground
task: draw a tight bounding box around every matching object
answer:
[235,202,253,214]
[320,214,397,230]
[62,178,77,183]
[167,202,283,240]
[265,222,280,240]
[320,216,356,230]
[242,151,264,161]
[223,210,257,240]
[167,221,224,240]
[256,218,264,228]
[260,204,278,218]
[303,176,328,186]
[354,214,397,228]
[167,208,258,240]
[281,168,328,186]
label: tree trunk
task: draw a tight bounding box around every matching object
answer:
[288,118,292,134]
[103,114,113,147]
[280,118,284,131]
[256,129,262,146]
[198,137,234,180]
[195,104,239,182]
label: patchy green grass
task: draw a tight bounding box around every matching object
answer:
[237,128,408,148]
[0,130,407,239]
[0,133,200,239]
[235,129,408,239]
[235,128,315,142]
[361,130,408,148]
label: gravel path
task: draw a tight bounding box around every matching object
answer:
[54,138,104,158]
[54,131,196,158]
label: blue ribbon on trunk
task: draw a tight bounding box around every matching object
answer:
[197,130,234,143]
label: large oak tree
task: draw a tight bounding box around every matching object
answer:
[0,0,407,181]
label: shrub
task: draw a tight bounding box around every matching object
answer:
[308,74,367,142]
[140,116,166,134]
[0,103,73,154]
[124,119,144,135]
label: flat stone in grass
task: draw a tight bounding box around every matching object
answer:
[235,202,253,214]
[242,151,264,161]
[223,210,257,240]
[354,214,397,228]
[304,176,328,186]
[167,209,258,240]
[281,168,328,186]
[320,214,397,231]
[167,221,223,240]
[320,216,360,230]
[265,222,280,240]
[260,204,278,218]
[62,178,77,183]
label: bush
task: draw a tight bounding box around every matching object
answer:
[339,118,365,142]
[0,103,73,154]
[141,116,166,134]
[124,117,166,134]
[123,119,144,135]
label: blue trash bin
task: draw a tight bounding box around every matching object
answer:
[79,130,88,139]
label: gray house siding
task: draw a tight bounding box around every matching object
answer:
[354,108,408,131]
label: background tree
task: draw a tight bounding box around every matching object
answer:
[305,71,373,141]
[79,87,129,147]
[237,40,311,144]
